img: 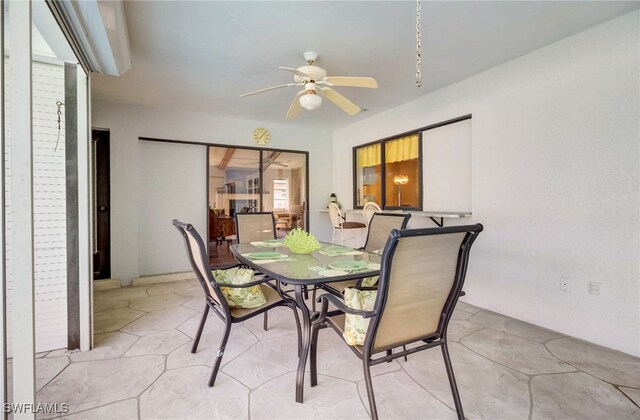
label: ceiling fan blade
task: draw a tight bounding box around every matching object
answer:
[286,91,305,119]
[322,87,361,116]
[240,83,299,97]
[278,66,311,78]
[322,76,378,88]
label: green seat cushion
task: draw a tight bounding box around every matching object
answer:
[361,276,379,287]
[342,286,377,346]
[211,267,267,309]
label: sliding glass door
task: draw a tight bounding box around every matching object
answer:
[207,146,308,252]
[260,150,307,237]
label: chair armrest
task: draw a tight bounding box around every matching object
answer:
[316,293,376,323]
[210,276,273,289]
[353,286,377,292]
[209,263,243,271]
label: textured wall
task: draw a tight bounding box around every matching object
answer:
[332,11,640,356]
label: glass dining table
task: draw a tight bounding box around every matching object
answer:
[230,241,382,404]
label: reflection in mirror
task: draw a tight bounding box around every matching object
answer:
[208,147,260,266]
[261,151,307,238]
[384,134,420,209]
[355,143,382,207]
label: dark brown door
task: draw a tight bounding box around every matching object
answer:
[92,129,111,279]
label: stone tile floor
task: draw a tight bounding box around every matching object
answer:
[26,279,640,419]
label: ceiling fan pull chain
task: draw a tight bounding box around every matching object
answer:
[416,0,422,88]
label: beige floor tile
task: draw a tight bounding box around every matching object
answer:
[620,387,640,406]
[546,337,640,388]
[469,310,563,342]
[451,306,476,320]
[447,319,484,342]
[140,366,248,419]
[61,399,138,420]
[28,280,639,420]
[311,327,401,381]
[8,357,69,395]
[531,372,640,419]
[357,371,457,419]
[176,311,220,339]
[36,357,70,392]
[121,306,197,336]
[243,306,299,341]
[146,280,196,296]
[251,372,368,419]
[462,329,576,375]
[182,296,206,312]
[403,342,531,419]
[36,356,165,415]
[45,349,66,357]
[94,298,129,313]
[124,329,190,356]
[95,286,149,301]
[94,308,146,334]
[174,287,203,298]
[456,301,482,314]
[128,293,189,312]
[166,325,258,370]
[67,332,138,362]
[222,333,299,389]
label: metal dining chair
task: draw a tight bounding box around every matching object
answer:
[310,224,483,420]
[173,219,301,387]
[235,212,277,243]
[321,212,411,297]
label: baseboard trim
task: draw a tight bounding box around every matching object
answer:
[132,271,196,286]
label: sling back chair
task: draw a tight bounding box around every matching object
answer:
[234,211,305,322]
[173,219,301,387]
[235,211,312,302]
[321,212,411,297]
[310,224,483,420]
[234,212,277,243]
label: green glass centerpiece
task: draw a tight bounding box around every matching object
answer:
[284,228,321,254]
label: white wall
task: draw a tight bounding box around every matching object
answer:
[91,100,333,283]
[423,119,472,212]
[139,141,207,275]
[332,11,640,356]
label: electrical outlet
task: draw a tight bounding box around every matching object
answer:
[589,281,602,296]
[560,277,571,293]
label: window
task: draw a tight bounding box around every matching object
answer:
[353,115,473,212]
[354,133,422,210]
[273,179,288,209]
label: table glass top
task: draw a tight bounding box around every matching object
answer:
[231,242,382,285]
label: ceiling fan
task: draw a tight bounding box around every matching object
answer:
[240,51,378,119]
[247,157,289,168]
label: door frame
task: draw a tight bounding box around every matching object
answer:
[91,128,111,280]
[137,137,311,238]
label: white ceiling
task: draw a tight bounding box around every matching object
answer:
[92,1,639,129]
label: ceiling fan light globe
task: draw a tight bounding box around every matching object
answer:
[299,93,322,111]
